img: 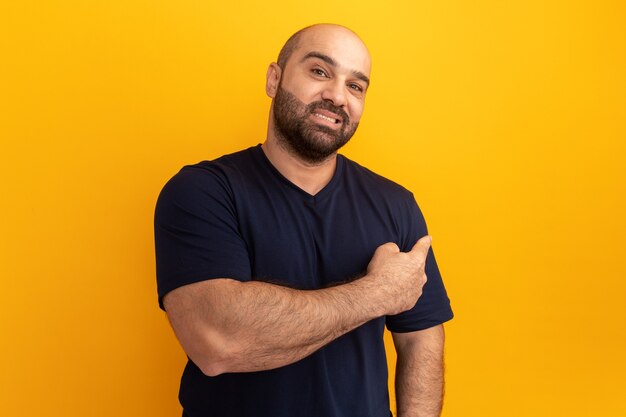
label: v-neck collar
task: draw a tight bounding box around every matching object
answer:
[252,144,344,203]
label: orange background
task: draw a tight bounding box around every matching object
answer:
[1,1,625,416]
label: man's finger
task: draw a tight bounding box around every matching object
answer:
[378,242,400,253]
[410,235,432,256]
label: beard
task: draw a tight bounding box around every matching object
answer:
[272,85,359,164]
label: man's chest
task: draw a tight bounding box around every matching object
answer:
[234,188,403,288]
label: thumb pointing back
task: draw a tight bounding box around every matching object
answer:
[410,235,432,258]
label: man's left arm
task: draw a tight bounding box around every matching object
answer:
[392,324,446,417]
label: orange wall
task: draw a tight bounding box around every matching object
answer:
[1,1,625,416]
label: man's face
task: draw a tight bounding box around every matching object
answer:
[272,82,358,164]
[269,26,371,164]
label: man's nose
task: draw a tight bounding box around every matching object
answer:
[321,80,347,108]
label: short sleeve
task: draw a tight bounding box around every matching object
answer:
[154,165,251,310]
[385,196,454,332]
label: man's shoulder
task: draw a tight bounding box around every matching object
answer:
[172,145,263,185]
[157,145,261,204]
[180,145,260,177]
[339,154,414,201]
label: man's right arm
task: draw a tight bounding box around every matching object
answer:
[163,236,432,376]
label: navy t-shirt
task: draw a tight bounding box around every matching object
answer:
[154,144,453,417]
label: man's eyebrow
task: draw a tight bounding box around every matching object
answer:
[301,51,370,86]
[352,70,370,86]
[301,51,336,67]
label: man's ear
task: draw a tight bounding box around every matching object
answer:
[266,63,281,98]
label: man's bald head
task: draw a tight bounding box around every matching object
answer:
[276,24,369,71]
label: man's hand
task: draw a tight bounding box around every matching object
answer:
[366,235,432,315]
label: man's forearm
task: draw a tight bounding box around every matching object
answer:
[212,277,392,372]
[164,237,432,376]
[394,325,445,417]
[165,276,387,375]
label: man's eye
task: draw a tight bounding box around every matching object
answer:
[312,68,328,77]
[349,83,364,92]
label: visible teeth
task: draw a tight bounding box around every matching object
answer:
[314,113,337,123]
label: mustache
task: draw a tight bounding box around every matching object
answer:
[306,100,350,124]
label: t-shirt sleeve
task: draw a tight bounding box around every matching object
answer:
[385,195,454,332]
[154,165,251,310]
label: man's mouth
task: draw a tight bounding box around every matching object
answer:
[313,112,342,125]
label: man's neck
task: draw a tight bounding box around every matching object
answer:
[261,138,337,196]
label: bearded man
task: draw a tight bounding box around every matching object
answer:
[154,23,453,417]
